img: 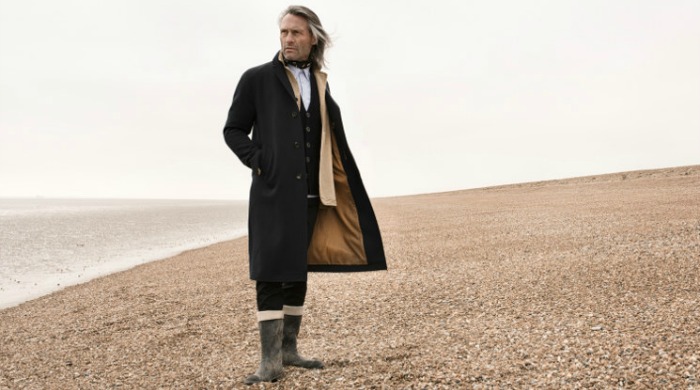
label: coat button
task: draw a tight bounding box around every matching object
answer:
[296,173,302,180]
[293,141,300,149]
[292,111,298,118]
[305,126,311,133]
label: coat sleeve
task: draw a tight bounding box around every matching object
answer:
[223,70,262,173]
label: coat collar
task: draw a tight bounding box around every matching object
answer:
[272,51,328,110]
[273,51,297,102]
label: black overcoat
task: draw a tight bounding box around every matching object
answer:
[223,52,386,281]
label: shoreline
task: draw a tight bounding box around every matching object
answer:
[1,165,698,388]
[0,198,249,310]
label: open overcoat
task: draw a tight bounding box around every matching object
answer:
[223,52,387,282]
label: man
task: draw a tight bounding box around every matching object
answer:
[223,5,387,385]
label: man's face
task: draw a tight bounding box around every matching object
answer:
[279,13,317,62]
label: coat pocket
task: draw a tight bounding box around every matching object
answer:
[251,148,274,180]
[250,149,264,177]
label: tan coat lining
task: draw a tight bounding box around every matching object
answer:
[308,135,367,266]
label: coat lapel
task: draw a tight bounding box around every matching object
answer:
[273,52,297,104]
[313,70,337,207]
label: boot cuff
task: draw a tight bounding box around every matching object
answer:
[283,305,304,316]
[257,310,284,322]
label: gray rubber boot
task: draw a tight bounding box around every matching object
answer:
[244,319,284,385]
[282,315,324,369]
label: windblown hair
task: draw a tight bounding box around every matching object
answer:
[279,5,332,70]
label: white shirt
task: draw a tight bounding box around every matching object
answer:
[288,65,311,110]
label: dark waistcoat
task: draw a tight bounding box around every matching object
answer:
[300,73,322,196]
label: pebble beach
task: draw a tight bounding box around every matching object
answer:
[1,165,698,389]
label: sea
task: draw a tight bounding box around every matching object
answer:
[0,198,248,310]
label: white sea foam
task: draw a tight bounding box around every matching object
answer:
[0,198,248,309]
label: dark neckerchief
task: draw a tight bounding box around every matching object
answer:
[283,58,312,69]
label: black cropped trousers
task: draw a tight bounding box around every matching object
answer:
[256,197,319,311]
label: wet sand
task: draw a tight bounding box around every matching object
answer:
[1,165,698,389]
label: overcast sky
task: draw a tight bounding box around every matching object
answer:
[1,0,698,200]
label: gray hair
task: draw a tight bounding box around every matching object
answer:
[279,5,332,70]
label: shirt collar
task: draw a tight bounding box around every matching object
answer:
[288,64,310,79]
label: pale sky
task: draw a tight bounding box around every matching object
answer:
[1,0,698,200]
